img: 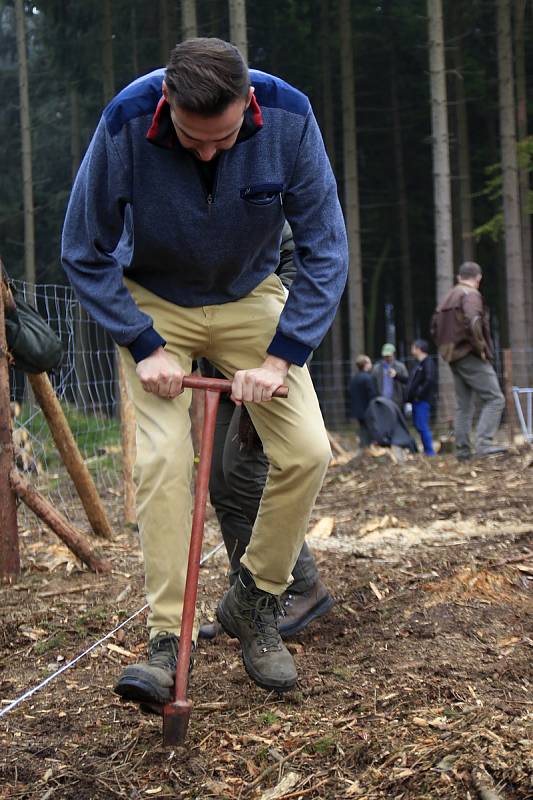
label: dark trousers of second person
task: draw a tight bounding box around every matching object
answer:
[209,395,319,593]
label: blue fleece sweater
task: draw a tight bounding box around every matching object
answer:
[61,68,348,366]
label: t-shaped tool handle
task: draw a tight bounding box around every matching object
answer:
[162,375,288,745]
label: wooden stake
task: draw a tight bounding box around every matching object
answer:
[117,355,136,526]
[0,281,20,580]
[10,469,111,573]
[27,372,113,539]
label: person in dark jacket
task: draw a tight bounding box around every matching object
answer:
[406,339,436,456]
[349,355,378,446]
[201,223,334,641]
[431,262,505,460]
[62,38,348,706]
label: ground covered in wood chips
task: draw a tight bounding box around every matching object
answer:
[1,448,532,799]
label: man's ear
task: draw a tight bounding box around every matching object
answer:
[162,80,169,102]
[245,86,255,110]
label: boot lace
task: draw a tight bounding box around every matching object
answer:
[148,632,178,671]
[239,591,284,653]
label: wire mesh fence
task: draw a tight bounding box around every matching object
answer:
[7,281,533,529]
[9,281,121,528]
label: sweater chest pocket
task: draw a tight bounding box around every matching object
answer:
[240,183,284,206]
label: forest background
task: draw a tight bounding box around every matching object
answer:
[0,0,532,378]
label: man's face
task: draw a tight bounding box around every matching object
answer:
[163,82,253,162]
[384,354,394,364]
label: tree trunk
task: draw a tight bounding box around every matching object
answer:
[69,81,81,182]
[390,43,414,348]
[428,0,455,424]
[514,0,533,345]
[131,3,139,76]
[181,0,198,40]
[159,0,170,64]
[320,0,344,425]
[102,0,115,104]
[450,8,475,262]
[0,284,20,579]
[497,0,528,384]
[228,0,248,62]
[14,0,35,285]
[428,0,454,301]
[339,0,364,363]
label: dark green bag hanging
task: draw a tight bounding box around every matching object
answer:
[2,264,63,374]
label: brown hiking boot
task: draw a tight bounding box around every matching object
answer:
[279,579,335,637]
[216,568,297,692]
[202,579,335,641]
[114,631,193,706]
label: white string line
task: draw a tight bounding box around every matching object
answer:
[0,541,224,720]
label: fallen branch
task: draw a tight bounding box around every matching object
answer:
[276,777,329,799]
[471,766,504,800]
[10,469,111,574]
[247,745,306,790]
[37,583,97,598]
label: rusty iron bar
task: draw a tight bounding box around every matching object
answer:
[0,280,20,580]
[180,374,289,398]
[162,375,288,745]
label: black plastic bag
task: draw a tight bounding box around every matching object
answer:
[3,270,63,374]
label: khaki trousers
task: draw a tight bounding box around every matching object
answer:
[119,275,331,639]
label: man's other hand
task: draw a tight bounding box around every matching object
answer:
[231,355,290,405]
[135,347,185,399]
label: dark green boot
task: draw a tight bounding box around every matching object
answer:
[216,568,297,692]
[114,631,180,706]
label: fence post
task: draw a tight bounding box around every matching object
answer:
[502,348,515,444]
[28,372,114,539]
[0,285,20,580]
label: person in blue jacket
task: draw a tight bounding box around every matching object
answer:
[406,339,437,456]
[61,38,348,707]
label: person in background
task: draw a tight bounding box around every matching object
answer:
[407,339,436,456]
[431,261,505,461]
[349,355,378,447]
[372,343,408,409]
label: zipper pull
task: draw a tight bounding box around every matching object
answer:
[207,194,213,206]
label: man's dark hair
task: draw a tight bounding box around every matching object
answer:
[458,261,482,280]
[413,339,430,354]
[165,38,250,115]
